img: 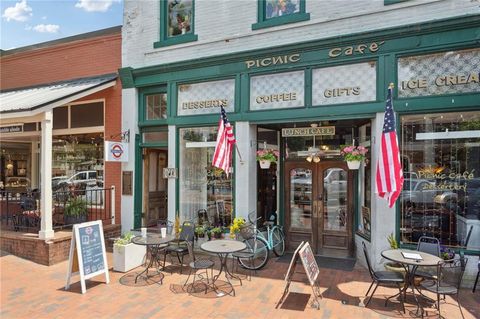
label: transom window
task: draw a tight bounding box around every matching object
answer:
[146,94,167,120]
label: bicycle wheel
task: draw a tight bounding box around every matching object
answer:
[238,236,269,270]
[272,226,285,257]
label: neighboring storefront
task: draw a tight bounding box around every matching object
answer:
[0,27,123,241]
[120,16,480,259]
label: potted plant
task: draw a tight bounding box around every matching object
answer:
[340,145,368,170]
[113,232,146,272]
[256,149,279,169]
[211,227,223,239]
[440,246,455,261]
[229,217,246,239]
[64,197,88,225]
[384,233,406,273]
[194,226,205,240]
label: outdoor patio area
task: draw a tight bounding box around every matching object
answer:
[1,249,478,319]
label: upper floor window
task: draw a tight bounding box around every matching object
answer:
[253,0,309,30]
[154,0,198,48]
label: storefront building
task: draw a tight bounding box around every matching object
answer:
[120,1,479,280]
[0,27,123,242]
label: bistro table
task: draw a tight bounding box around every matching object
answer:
[131,233,175,284]
[381,249,442,316]
[200,239,247,296]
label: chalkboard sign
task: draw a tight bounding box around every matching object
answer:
[65,220,109,294]
[298,242,319,286]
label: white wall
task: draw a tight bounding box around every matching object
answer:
[120,88,139,234]
[122,0,479,69]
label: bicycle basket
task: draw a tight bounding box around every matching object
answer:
[239,222,255,240]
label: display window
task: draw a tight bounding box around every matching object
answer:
[400,111,480,250]
[178,127,233,225]
[52,133,104,191]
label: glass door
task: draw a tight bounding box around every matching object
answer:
[285,161,354,256]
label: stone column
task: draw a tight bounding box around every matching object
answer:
[39,111,54,240]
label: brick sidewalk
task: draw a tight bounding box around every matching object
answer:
[1,250,478,319]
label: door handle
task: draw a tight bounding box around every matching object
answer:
[312,200,317,218]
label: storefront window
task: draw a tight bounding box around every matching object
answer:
[400,111,480,251]
[179,127,233,224]
[52,133,104,191]
[1,143,31,193]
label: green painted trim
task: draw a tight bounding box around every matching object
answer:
[278,138,284,226]
[154,34,198,48]
[134,134,143,228]
[384,0,408,5]
[140,142,168,148]
[138,86,168,126]
[128,15,480,82]
[252,12,310,30]
[253,0,309,30]
[155,0,197,49]
[118,67,134,88]
[304,68,312,108]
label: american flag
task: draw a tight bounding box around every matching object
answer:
[376,86,404,208]
[212,106,236,176]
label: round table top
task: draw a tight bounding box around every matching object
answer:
[131,234,175,246]
[201,239,247,254]
[382,249,442,267]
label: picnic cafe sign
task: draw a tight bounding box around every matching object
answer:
[105,141,128,162]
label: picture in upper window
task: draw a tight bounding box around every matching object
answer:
[167,0,193,37]
[266,0,300,19]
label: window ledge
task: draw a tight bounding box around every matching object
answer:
[154,34,198,49]
[252,12,310,30]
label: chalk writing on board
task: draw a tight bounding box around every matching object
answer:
[78,224,105,276]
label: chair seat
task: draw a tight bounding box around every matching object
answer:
[190,259,215,269]
[420,281,457,295]
[166,244,187,253]
[232,250,254,258]
[415,270,437,280]
[374,271,405,283]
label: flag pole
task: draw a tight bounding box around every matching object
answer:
[235,143,244,163]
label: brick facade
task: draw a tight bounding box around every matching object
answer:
[0,225,121,266]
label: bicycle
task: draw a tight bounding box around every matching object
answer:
[237,211,285,270]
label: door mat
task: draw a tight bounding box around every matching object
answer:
[276,253,356,272]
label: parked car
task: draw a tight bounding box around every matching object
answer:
[400,179,457,208]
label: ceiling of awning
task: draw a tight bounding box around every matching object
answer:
[0,73,117,118]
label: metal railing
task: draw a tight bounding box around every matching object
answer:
[0,187,115,232]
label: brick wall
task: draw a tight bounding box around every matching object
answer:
[0,225,121,266]
[123,0,479,68]
[1,29,121,90]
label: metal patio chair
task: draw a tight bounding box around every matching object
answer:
[162,221,195,274]
[183,240,215,294]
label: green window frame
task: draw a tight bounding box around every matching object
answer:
[384,0,408,5]
[252,0,310,30]
[139,86,169,126]
[154,0,198,49]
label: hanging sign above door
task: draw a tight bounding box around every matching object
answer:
[105,141,129,162]
[282,126,335,137]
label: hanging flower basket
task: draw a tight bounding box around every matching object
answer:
[341,145,368,170]
[256,149,279,169]
[347,160,361,170]
[259,160,271,169]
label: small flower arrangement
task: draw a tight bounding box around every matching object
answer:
[341,145,368,162]
[256,149,279,163]
[229,217,246,238]
[440,246,455,260]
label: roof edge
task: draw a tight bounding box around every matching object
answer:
[0,73,118,94]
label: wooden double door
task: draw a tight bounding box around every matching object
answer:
[285,161,354,257]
